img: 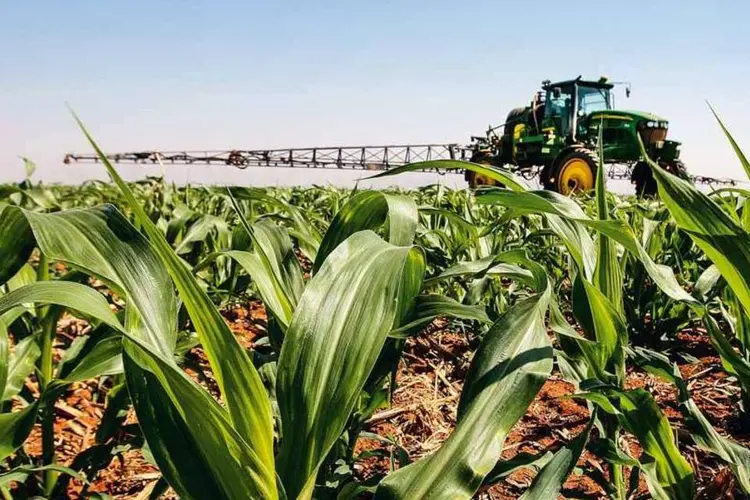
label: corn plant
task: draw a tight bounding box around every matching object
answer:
[373,153,750,497]
[642,109,750,420]
[0,120,572,500]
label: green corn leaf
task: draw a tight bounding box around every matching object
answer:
[550,216,598,280]
[376,291,553,499]
[313,191,418,273]
[703,314,750,387]
[425,250,546,292]
[588,438,639,467]
[423,255,528,287]
[174,214,229,255]
[629,345,750,493]
[480,190,597,279]
[228,186,322,261]
[646,159,750,314]
[548,299,590,343]
[224,250,295,327]
[218,220,304,331]
[0,464,86,489]
[165,206,199,244]
[726,289,750,351]
[62,335,124,382]
[708,103,750,181]
[2,335,41,402]
[228,193,300,329]
[0,205,36,287]
[5,264,37,293]
[519,418,593,499]
[21,206,178,357]
[366,160,528,192]
[20,156,37,179]
[481,451,555,487]
[477,189,697,305]
[0,320,7,401]
[570,392,619,415]
[0,281,122,332]
[694,264,721,300]
[72,114,277,497]
[389,294,492,338]
[610,389,695,500]
[593,143,623,312]
[0,281,124,391]
[0,402,39,461]
[418,206,479,241]
[276,231,424,499]
[679,398,750,494]
[123,337,278,500]
[571,277,626,382]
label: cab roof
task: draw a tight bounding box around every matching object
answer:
[543,76,614,91]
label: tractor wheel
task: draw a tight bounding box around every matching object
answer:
[632,161,656,197]
[540,164,556,191]
[503,107,528,135]
[502,107,528,164]
[466,155,501,189]
[548,147,598,195]
[632,159,688,198]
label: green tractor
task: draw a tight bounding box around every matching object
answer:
[466,76,687,196]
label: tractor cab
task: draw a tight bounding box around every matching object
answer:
[542,77,614,140]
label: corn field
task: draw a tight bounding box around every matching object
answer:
[1,116,750,499]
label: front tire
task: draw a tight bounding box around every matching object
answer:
[632,159,688,198]
[547,147,598,195]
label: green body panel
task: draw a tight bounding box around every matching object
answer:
[471,78,682,174]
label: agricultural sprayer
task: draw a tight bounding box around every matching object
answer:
[64,76,734,195]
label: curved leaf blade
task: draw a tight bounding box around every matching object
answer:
[0,402,39,461]
[123,338,277,500]
[276,231,425,498]
[366,160,528,192]
[313,191,419,273]
[0,205,35,287]
[72,115,277,497]
[22,205,178,357]
[0,281,122,332]
[376,292,553,499]
[612,389,695,500]
[648,159,750,315]
[519,419,593,500]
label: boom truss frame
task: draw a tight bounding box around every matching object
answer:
[64,145,471,171]
[63,145,738,186]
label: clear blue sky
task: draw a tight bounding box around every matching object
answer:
[2,0,749,187]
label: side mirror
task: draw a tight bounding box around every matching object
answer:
[553,87,562,98]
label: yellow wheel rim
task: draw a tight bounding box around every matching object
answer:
[558,158,594,194]
[472,173,497,186]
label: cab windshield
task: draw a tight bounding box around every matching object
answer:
[577,85,612,114]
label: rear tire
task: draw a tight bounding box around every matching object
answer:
[502,107,529,164]
[547,147,598,195]
[503,107,528,136]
